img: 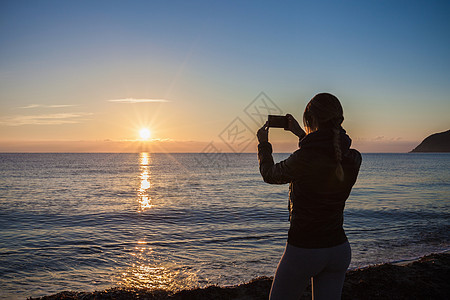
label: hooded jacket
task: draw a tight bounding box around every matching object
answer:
[257,128,362,248]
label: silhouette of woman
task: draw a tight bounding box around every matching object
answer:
[257,93,362,300]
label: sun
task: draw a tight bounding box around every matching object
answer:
[139,128,151,140]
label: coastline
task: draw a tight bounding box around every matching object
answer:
[31,251,450,300]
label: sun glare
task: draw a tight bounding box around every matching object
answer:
[139,128,151,140]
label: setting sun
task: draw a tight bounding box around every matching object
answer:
[139,128,151,140]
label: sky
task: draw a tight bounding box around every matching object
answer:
[1,0,449,153]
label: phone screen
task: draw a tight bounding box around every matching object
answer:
[268,115,288,129]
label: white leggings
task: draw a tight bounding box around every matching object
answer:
[269,240,351,300]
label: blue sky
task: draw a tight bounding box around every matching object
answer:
[1,0,449,152]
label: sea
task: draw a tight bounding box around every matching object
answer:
[0,153,449,299]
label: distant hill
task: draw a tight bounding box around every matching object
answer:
[410,130,450,152]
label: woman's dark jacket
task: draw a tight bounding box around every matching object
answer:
[257,128,361,248]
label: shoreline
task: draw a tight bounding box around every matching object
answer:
[31,251,450,300]
[350,248,450,269]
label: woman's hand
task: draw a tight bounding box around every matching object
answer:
[286,114,306,138]
[257,121,269,143]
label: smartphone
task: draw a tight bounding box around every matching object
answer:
[268,115,289,130]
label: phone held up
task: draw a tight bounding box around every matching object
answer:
[268,115,289,130]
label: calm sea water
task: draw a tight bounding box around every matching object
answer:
[0,153,449,298]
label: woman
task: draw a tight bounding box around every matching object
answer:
[257,93,362,300]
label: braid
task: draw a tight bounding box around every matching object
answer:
[304,92,345,181]
[332,127,344,182]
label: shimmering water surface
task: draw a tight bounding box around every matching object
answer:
[0,153,449,298]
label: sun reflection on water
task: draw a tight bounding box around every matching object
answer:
[120,153,198,292]
[138,152,153,212]
[119,263,198,291]
[117,241,199,291]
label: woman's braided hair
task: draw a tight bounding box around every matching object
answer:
[303,93,345,181]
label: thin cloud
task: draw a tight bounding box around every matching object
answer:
[373,136,404,142]
[116,137,175,142]
[16,104,78,109]
[0,112,93,126]
[108,98,170,103]
[355,136,407,143]
[16,104,41,109]
[48,104,78,108]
